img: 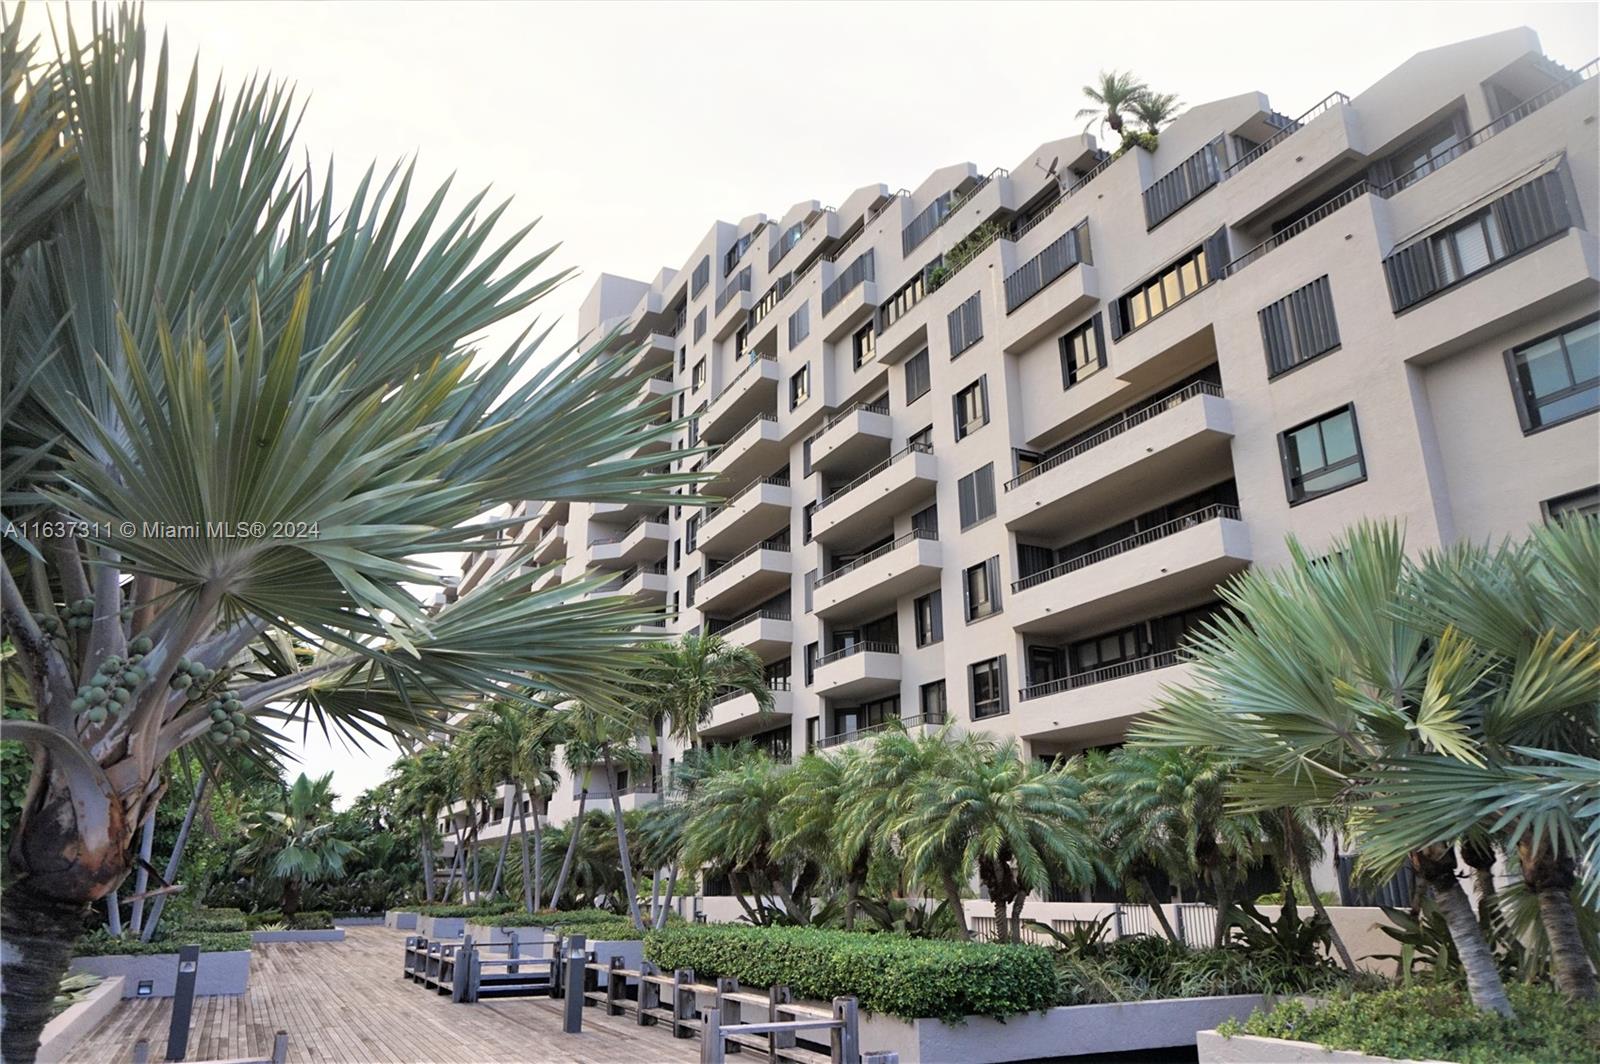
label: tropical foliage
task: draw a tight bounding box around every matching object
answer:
[1077,70,1183,152]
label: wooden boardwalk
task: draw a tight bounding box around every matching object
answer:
[61,924,702,1063]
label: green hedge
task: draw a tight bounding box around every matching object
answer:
[643,925,1057,1021]
[73,929,252,957]
[414,902,525,919]
[245,910,334,930]
[181,908,249,932]
[1224,984,1600,1064]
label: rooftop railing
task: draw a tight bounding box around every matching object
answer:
[1011,503,1241,592]
[1223,91,1350,177]
[815,441,934,513]
[1005,380,1224,491]
[813,529,937,589]
[1019,649,1183,701]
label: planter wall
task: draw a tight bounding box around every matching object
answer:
[464,923,551,947]
[37,975,124,1064]
[858,995,1269,1064]
[418,915,466,938]
[583,938,643,990]
[1196,1030,1448,1064]
[70,950,251,998]
[334,917,384,927]
[250,929,346,944]
[384,910,418,930]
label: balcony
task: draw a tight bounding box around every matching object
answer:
[699,475,791,556]
[1001,234,1099,355]
[813,531,940,620]
[812,642,901,699]
[589,517,668,567]
[811,443,938,546]
[703,413,785,493]
[532,523,567,564]
[620,334,674,378]
[1005,381,1235,534]
[707,607,793,659]
[874,272,930,365]
[1011,505,1252,635]
[809,397,892,476]
[616,564,668,602]
[702,683,793,740]
[1017,655,1195,748]
[698,540,792,615]
[1224,93,1359,227]
[713,270,755,339]
[702,354,780,443]
[818,709,945,750]
[634,374,674,413]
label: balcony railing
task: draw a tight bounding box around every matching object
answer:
[1223,91,1350,178]
[819,709,945,749]
[815,441,933,513]
[820,395,891,435]
[1003,220,1090,312]
[1019,649,1183,701]
[821,250,875,315]
[704,474,790,522]
[1005,380,1224,491]
[704,412,777,463]
[1011,503,1241,592]
[815,641,898,668]
[703,536,790,580]
[711,351,776,404]
[813,529,937,589]
[715,266,753,313]
[707,606,792,636]
[712,678,792,706]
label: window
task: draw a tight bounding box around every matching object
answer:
[1381,113,1466,190]
[734,323,750,360]
[1544,486,1600,522]
[691,358,707,392]
[691,255,711,298]
[678,346,687,372]
[964,557,1002,621]
[908,424,934,450]
[905,348,931,403]
[1059,315,1106,389]
[911,504,937,536]
[1507,316,1598,432]
[953,377,989,440]
[957,464,996,529]
[788,302,810,349]
[852,323,876,369]
[694,308,707,342]
[685,570,700,608]
[804,569,816,613]
[1434,210,1506,287]
[1111,236,1224,338]
[802,501,816,543]
[1280,405,1366,504]
[790,365,811,410]
[1260,276,1341,377]
[914,590,943,647]
[672,540,681,570]
[947,293,983,357]
[805,642,818,686]
[969,657,1007,719]
[805,717,819,752]
[685,514,700,554]
[920,680,947,722]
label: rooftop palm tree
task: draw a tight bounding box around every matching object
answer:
[232,772,353,917]
[1077,70,1149,137]
[0,10,701,1055]
[1131,91,1183,133]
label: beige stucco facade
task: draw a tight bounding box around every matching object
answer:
[448,29,1599,853]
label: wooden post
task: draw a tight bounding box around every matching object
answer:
[508,930,520,976]
[831,996,860,1064]
[165,944,201,1061]
[550,935,565,999]
[637,960,659,1025]
[606,956,625,1016]
[700,1007,724,1064]
[562,935,587,1034]
[270,1031,290,1064]
[767,984,796,1061]
[861,1054,899,1064]
[582,949,598,1005]
[467,945,483,1003]
[672,967,696,1038]
[451,935,475,1003]
[132,1040,150,1064]
[716,977,741,1054]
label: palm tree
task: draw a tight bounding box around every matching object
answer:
[899,739,1095,944]
[1077,70,1149,137]
[1131,91,1183,133]
[1135,521,1597,1016]
[233,773,353,917]
[388,748,453,903]
[775,748,869,928]
[0,9,705,1055]
[640,743,762,928]
[640,633,774,747]
[514,715,562,913]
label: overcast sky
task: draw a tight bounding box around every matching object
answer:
[25,0,1597,804]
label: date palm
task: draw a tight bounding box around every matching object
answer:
[1077,70,1149,137]
[387,748,454,904]
[0,9,700,1057]
[639,742,761,928]
[774,747,868,928]
[1131,91,1183,133]
[232,772,352,917]
[640,632,774,746]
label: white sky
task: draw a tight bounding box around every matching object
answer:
[23,0,1598,804]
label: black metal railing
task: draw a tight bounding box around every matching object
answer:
[712,678,792,706]
[819,709,943,748]
[1011,504,1241,592]
[1005,380,1224,491]
[703,474,790,523]
[702,537,791,581]
[1224,91,1350,177]
[707,607,792,636]
[820,395,891,436]
[815,641,899,668]
[708,352,777,410]
[704,412,778,464]
[1221,181,1372,277]
[1019,650,1183,700]
[813,529,937,589]
[821,250,875,315]
[815,441,934,513]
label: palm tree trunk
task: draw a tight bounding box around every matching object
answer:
[990,894,1008,943]
[1140,877,1182,944]
[1009,890,1028,944]
[532,807,545,912]
[1300,866,1358,974]
[489,784,521,898]
[1,886,92,1064]
[550,788,589,910]
[649,868,662,926]
[1518,838,1597,1002]
[127,814,157,935]
[419,819,436,904]
[941,872,971,941]
[656,864,679,929]
[142,774,212,942]
[441,829,464,900]
[1212,875,1234,948]
[1413,848,1514,1017]
[1462,838,1499,931]
[843,878,859,931]
[728,870,764,926]
[601,749,646,929]
[106,891,123,935]
[516,800,534,914]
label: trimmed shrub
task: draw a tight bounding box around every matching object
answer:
[181,908,249,932]
[531,914,643,941]
[415,902,524,919]
[1223,984,1600,1064]
[73,929,252,957]
[643,924,1057,1021]
[286,910,333,930]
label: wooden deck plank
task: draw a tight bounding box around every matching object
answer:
[59,925,701,1063]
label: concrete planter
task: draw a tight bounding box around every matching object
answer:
[37,975,124,1064]
[858,994,1269,1064]
[464,922,550,947]
[582,938,644,989]
[418,915,467,938]
[1197,1030,1449,1063]
[334,916,384,927]
[70,950,251,998]
[384,910,419,930]
[250,928,346,944]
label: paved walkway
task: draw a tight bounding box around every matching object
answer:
[61,925,700,1063]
